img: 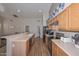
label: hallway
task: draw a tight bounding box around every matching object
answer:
[28,38,50,56]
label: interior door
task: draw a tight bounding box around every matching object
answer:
[25,25,29,32]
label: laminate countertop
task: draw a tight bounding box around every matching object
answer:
[0,32,34,41]
[52,39,79,56]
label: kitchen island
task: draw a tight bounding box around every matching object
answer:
[1,32,35,56]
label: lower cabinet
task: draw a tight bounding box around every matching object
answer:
[31,34,35,46]
[26,39,29,55]
[45,34,48,46]
[12,39,29,56]
[52,42,68,56]
[52,42,57,56]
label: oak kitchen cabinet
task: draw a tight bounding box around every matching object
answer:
[58,7,69,31]
[52,40,68,56]
[58,4,79,31]
[48,16,59,30]
[48,6,69,31]
[12,39,29,56]
[11,34,35,56]
[52,39,79,56]
[68,4,79,31]
[51,17,59,30]
[52,41,57,56]
[48,18,53,30]
[48,25,52,30]
[48,4,79,31]
[50,6,69,31]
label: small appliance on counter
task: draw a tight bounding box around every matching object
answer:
[55,32,64,39]
[60,37,72,43]
[72,34,79,48]
[60,33,73,43]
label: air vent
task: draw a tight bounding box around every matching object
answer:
[13,14,18,18]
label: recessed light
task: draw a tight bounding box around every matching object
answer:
[0,8,4,12]
[38,9,42,13]
[16,9,21,13]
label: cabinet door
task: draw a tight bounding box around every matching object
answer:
[48,25,52,29]
[48,18,52,25]
[52,42,57,56]
[51,17,59,30]
[57,46,68,56]
[69,4,79,31]
[45,35,48,46]
[52,41,68,56]
[12,40,27,56]
[26,40,29,55]
[58,8,69,30]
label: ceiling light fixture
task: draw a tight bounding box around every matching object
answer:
[38,9,42,13]
[16,9,21,13]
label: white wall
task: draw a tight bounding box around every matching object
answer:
[0,16,4,36]
[43,12,49,26]
[15,18,43,37]
[3,18,43,37]
[3,18,16,35]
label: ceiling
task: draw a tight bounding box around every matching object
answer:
[0,3,52,19]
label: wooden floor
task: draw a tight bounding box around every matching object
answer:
[28,38,50,56]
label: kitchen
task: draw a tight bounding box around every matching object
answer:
[0,3,79,56]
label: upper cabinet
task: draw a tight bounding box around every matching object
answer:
[48,3,79,31]
[58,7,69,30]
[68,4,79,31]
